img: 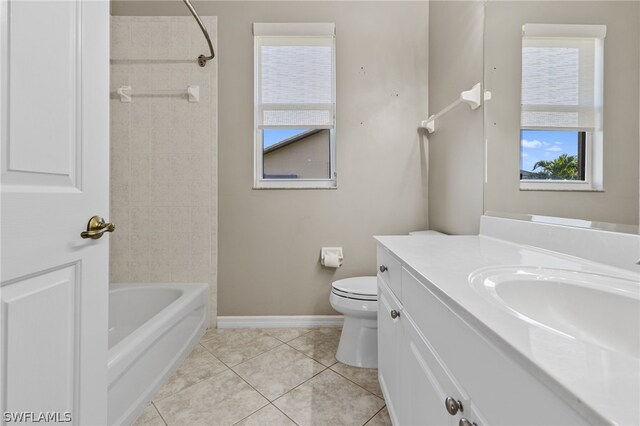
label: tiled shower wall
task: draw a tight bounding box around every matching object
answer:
[109,16,218,326]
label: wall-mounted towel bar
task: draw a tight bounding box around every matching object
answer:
[420,83,484,134]
[116,85,200,103]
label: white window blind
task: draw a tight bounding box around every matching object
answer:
[521,24,606,131]
[254,23,335,129]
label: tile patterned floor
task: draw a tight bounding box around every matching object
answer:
[133,328,390,426]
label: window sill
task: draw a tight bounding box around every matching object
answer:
[519,180,603,192]
[253,179,337,190]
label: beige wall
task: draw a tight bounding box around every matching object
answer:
[264,130,330,179]
[112,1,430,316]
[484,1,640,225]
[109,16,218,324]
[427,1,485,235]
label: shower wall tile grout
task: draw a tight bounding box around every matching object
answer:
[110,16,218,326]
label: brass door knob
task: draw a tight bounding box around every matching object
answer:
[80,216,115,239]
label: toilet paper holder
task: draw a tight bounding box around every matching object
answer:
[320,247,344,268]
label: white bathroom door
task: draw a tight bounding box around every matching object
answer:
[0,0,110,424]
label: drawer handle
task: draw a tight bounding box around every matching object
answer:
[379,265,388,273]
[459,418,477,426]
[390,309,400,319]
[445,396,463,415]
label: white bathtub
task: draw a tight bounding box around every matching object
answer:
[107,283,208,425]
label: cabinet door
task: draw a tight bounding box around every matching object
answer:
[402,315,462,426]
[378,278,403,425]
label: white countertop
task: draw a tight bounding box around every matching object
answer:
[374,234,640,426]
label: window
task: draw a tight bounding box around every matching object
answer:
[520,130,586,180]
[253,23,336,189]
[520,24,606,191]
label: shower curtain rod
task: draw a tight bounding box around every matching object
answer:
[182,0,215,67]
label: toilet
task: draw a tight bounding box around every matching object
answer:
[330,276,378,368]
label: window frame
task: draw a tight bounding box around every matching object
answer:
[253,24,337,190]
[519,23,605,192]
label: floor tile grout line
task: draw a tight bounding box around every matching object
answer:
[198,342,213,351]
[151,364,230,403]
[226,369,273,424]
[150,342,230,403]
[231,354,308,426]
[230,352,329,404]
[151,401,169,426]
[151,364,383,426]
[283,341,335,366]
[229,343,329,384]
[201,327,314,345]
[282,340,338,368]
[200,337,285,369]
[278,331,384,400]
[362,405,387,426]
[271,402,301,426]
[328,365,385,401]
[228,368,275,403]
[198,327,267,344]
[264,327,339,345]
[230,341,304,374]
[265,328,315,344]
[152,361,270,426]
[201,327,337,368]
[271,365,329,403]
[200,326,338,372]
[228,401,270,426]
[202,326,337,346]
[269,367,385,425]
[323,366,385,403]
[270,365,330,406]
[229,402,300,426]
[224,340,286,369]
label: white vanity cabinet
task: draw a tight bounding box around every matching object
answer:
[377,250,472,426]
[376,244,591,426]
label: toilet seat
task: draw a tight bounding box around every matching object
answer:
[331,276,377,301]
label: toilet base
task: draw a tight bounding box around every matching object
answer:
[336,316,378,368]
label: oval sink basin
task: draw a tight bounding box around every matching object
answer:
[469,267,640,359]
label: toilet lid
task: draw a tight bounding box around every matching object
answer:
[331,277,377,299]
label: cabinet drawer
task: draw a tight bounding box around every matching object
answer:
[377,245,402,300]
[401,267,588,425]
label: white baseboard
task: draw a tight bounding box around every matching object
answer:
[217,315,344,329]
